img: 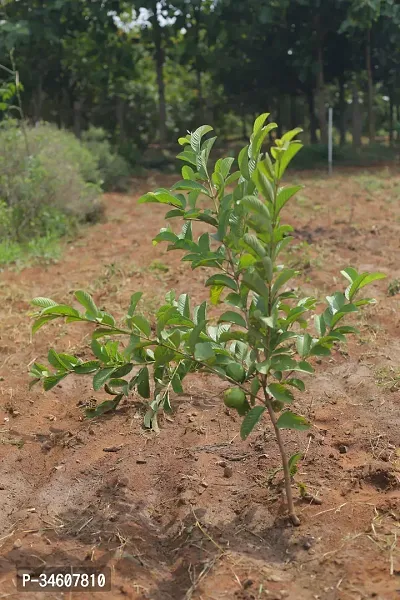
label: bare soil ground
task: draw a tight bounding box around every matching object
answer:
[0,167,399,600]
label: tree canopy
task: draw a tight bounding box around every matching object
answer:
[1,0,399,148]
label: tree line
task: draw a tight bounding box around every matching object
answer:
[1,0,399,150]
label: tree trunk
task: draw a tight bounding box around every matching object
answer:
[73,97,83,139]
[316,38,328,145]
[290,95,297,129]
[116,96,127,146]
[152,7,167,143]
[365,28,375,143]
[196,68,204,123]
[33,76,44,124]
[338,75,346,146]
[389,90,394,146]
[194,4,204,124]
[397,104,400,142]
[307,89,318,144]
[241,108,247,139]
[276,97,282,138]
[352,82,362,149]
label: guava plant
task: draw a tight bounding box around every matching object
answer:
[30,114,385,524]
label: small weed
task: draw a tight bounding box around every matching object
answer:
[375,366,400,392]
[353,174,386,194]
[148,259,169,273]
[0,236,61,267]
[388,279,400,297]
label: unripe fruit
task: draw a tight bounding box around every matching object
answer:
[271,399,284,412]
[224,387,246,408]
[226,362,246,383]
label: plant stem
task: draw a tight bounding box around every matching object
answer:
[262,379,300,526]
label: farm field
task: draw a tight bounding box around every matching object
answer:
[0,167,399,600]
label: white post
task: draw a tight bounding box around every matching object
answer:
[328,107,333,175]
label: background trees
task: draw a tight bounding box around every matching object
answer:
[0,0,399,150]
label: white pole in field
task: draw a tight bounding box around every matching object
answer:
[328,107,333,175]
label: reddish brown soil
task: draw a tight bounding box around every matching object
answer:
[0,168,399,600]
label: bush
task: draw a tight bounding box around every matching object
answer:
[82,127,132,192]
[0,121,104,247]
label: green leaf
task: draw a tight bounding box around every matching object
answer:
[242,272,269,299]
[75,291,98,316]
[42,305,80,317]
[296,333,312,358]
[271,356,297,371]
[127,292,143,317]
[190,125,213,153]
[281,128,303,143]
[294,361,314,374]
[43,373,67,391]
[215,157,235,179]
[138,190,184,208]
[253,113,270,135]
[93,368,115,391]
[182,165,196,180]
[250,377,261,404]
[188,320,206,351]
[205,274,238,291]
[348,272,386,300]
[275,185,302,215]
[252,167,274,201]
[32,315,58,334]
[74,360,101,374]
[194,342,215,361]
[238,146,250,180]
[240,406,266,440]
[131,315,151,337]
[112,363,133,378]
[177,293,191,318]
[172,180,210,195]
[154,345,175,365]
[30,362,49,378]
[48,349,69,370]
[309,343,331,357]
[86,396,123,418]
[243,233,267,258]
[276,411,309,430]
[136,367,150,398]
[341,267,358,285]
[268,383,294,404]
[288,452,302,476]
[177,149,197,166]
[276,142,302,178]
[170,372,183,394]
[219,311,247,328]
[285,378,305,392]
[314,314,326,337]
[272,269,296,297]
[31,297,57,309]
[91,339,109,361]
[178,135,190,146]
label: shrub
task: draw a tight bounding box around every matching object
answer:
[0,121,103,246]
[30,114,385,524]
[82,127,132,192]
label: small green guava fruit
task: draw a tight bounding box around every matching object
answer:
[225,362,246,383]
[272,399,284,412]
[223,387,250,415]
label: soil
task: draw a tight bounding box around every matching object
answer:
[0,167,399,600]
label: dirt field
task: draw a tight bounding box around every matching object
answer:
[0,167,399,600]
